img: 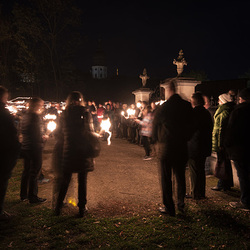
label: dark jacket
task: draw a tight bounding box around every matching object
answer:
[58,105,92,173]
[188,105,213,159]
[225,102,250,161]
[0,102,20,175]
[21,112,43,152]
[152,94,193,160]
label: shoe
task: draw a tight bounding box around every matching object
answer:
[185,193,192,199]
[0,211,12,221]
[38,178,50,184]
[78,206,88,218]
[143,156,152,161]
[211,186,222,191]
[229,202,250,211]
[20,197,28,202]
[29,197,47,204]
[158,206,175,217]
[54,207,61,216]
[177,207,185,215]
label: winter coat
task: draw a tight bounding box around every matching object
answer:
[0,102,20,176]
[225,102,250,161]
[21,112,43,152]
[212,102,234,152]
[152,94,193,160]
[188,105,213,159]
[57,105,92,173]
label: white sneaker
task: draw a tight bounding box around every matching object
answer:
[143,156,152,161]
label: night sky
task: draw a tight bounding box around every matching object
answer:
[77,0,250,80]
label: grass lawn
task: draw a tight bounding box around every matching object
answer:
[0,161,249,249]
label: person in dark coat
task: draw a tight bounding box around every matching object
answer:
[20,97,47,203]
[187,92,213,199]
[54,91,94,217]
[0,86,20,220]
[152,80,193,216]
[225,88,250,210]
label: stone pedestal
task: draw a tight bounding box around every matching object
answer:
[161,77,201,101]
[132,88,153,104]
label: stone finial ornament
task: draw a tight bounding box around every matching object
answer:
[139,68,150,87]
[173,49,187,76]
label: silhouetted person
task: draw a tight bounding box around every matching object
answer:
[54,91,93,217]
[152,80,193,216]
[0,86,20,221]
[226,88,250,211]
[20,97,47,203]
[187,92,213,199]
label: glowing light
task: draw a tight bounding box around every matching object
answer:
[6,105,17,114]
[100,118,112,145]
[44,114,57,120]
[68,198,77,207]
[127,108,135,117]
[136,102,141,108]
[121,111,125,116]
[47,121,57,132]
[155,100,166,105]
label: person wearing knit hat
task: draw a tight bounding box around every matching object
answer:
[225,88,250,211]
[218,93,233,104]
[211,93,235,191]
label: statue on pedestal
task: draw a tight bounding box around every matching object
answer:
[173,49,187,76]
[139,68,150,87]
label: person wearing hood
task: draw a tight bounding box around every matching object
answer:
[211,93,234,191]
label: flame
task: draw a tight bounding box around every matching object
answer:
[44,114,57,120]
[155,100,166,105]
[68,198,77,207]
[100,118,112,145]
[126,108,135,117]
[47,121,57,132]
[6,105,17,114]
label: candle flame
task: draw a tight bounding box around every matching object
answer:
[100,118,112,145]
[47,121,57,132]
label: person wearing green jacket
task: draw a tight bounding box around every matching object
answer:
[211,93,234,191]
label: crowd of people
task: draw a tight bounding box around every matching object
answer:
[0,81,249,220]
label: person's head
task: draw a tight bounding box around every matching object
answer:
[203,95,211,109]
[141,101,148,110]
[106,103,111,110]
[99,103,103,108]
[218,93,233,105]
[143,105,151,116]
[239,88,250,103]
[29,97,44,114]
[130,103,135,109]
[0,86,8,104]
[88,101,92,106]
[164,80,176,100]
[122,104,127,110]
[191,92,205,108]
[228,89,236,100]
[66,91,84,107]
[150,101,156,110]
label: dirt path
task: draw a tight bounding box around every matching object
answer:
[39,137,243,217]
[39,137,162,216]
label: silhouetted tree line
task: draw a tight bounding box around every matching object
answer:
[0,0,82,101]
